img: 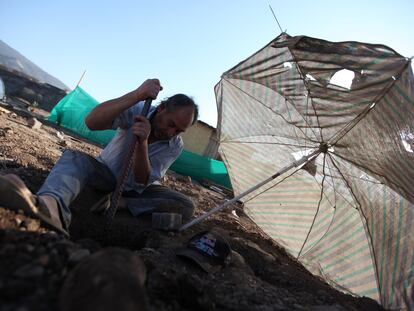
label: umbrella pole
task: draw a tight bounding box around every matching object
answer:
[180,148,322,231]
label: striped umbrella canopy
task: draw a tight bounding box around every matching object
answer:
[214,34,414,310]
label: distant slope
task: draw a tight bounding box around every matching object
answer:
[0,40,70,91]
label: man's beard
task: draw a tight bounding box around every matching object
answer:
[154,128,169,140]
[150,120,169,140]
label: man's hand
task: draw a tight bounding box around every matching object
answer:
[134,79,162,101]
[132,115,151,145]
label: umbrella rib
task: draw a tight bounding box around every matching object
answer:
[325,154,340,206]
[299,157,343,257]
[243,166,302,204]
[282,96,306,154]
[321,165,384,185]
[295,157,360,257]
[304,91,312,152]
[242,158,356,212]
[312,156,361,208]
[328,153,383,303]
[223,78,319,142]
[224,140,313,149]
[220,133,319,146]
[315,178,358,209]
[240,153,356,209]
[323,173,383,185]
[328,60,411,145]
[330,152,412,202]
[297,153,327,258]
[286,46,324,142]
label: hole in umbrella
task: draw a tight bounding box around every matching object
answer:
[283,62,293,68]
[369,102,376,109]
[400,131,414,153]
[329,69,355,89]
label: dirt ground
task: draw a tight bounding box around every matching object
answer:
[0,102,386,311]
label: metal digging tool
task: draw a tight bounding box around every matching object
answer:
[104,98,152,230]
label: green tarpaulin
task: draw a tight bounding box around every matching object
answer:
[48,86,116,145]
[170,149,231,188]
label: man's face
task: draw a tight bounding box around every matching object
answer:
[151,104,194,140]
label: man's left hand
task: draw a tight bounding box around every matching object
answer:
[132,115,151,144]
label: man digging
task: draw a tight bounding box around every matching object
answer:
[0,79,198,236]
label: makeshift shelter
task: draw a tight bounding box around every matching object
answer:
[47,86,231,189]
[213,34,413,310]
[181,120,220,159]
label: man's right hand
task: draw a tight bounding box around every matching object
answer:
[85,79,162,131]
[134,79,162,101]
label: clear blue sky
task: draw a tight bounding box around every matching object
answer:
[1,0,413,126]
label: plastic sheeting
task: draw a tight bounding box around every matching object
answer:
[48,86,115,144]
[170,149,231,188]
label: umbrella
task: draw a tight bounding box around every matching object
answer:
[187,34,414,310]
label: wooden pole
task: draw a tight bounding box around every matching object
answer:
[76,70,87,88]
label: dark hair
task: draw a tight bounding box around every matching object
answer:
[161,94,198,125]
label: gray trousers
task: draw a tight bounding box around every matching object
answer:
[38,150,195,228]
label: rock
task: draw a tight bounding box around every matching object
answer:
[48,249,65,271]
[310,304,347,311]
[293,303,308,310]
[3,279,33,299]
[232,237,276,264]
[52,239,78,255]
[14,263,45,278]
[36,254,50,266]
[0,106,11,114]
[68,249,90,266]
[229,250,254,275]
[152,212,182,231]
[22,219,40,231]
[75,238,102,253]
[59,248,149,311]
[14,217,23,226]
[25,244,35,253]
[27,117,42,129]
[231,209,239,218]
[176,175,192,183]
[59,140,72,147]
[56,131,65,140]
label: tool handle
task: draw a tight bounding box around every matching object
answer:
[105,98,153,229]
[141,98,152,117]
